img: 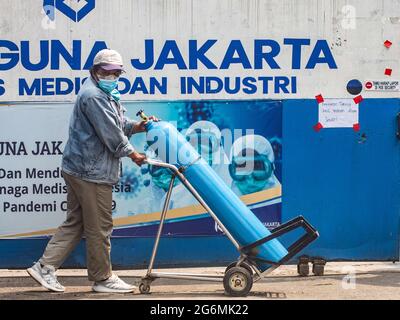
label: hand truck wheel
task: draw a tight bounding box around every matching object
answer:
[225,260,254,275]
[312,258,326,276]
[223,266,253,297]
[139,282,151,294]
[297,255,310,277]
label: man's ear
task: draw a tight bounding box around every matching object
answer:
[90,68,99,82]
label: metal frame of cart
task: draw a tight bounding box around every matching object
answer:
[139,159,319,296]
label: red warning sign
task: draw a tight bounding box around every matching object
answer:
[365,82,373,89]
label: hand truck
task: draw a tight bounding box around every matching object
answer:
[138,158,319,297]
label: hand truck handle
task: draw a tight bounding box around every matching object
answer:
[144,158,181,175]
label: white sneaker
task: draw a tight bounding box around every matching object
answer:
[27,262,65,292]
[92,274,136,293]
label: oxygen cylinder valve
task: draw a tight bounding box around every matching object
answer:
[136,109,149,121]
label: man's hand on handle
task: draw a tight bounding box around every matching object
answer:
[129,151,146,166]
[129,114,160,166]
[135,115,160,133]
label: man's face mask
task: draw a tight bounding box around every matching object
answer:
[97,74,120,93]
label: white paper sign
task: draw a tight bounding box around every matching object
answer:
[319,99,358,128]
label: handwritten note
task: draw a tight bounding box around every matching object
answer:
[319,99,358,128]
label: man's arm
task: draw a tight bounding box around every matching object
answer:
[123,117,140,138]
[83,95,135,158]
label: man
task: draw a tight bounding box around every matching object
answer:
[27,49,158,293]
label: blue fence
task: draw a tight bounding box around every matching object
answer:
[1,98,399,268]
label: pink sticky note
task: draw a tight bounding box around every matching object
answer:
[384,40,392,48]
[313,122,323,132]
[315,94,324,104]
[385,68,393,76]
[354,95,363,104]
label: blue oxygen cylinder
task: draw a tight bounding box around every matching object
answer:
[144,118,288,270]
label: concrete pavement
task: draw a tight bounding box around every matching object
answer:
[1,262,400,300]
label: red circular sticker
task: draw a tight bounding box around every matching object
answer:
[365,81,373,89]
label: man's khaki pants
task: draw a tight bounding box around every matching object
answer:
[39,172,113,282]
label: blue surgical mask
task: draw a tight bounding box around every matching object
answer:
[98,77,121,101]
[98,78,118,92]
